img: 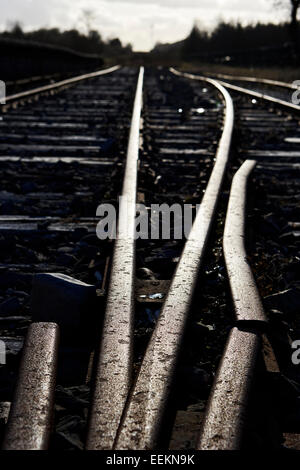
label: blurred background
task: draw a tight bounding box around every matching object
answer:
[0,0,299,81]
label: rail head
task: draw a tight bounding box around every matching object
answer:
[2,323,59,450]
[197,327,261,450]
[223,159,267,324]
[115,68,234,450]
[85,67,144,450]
[198,160,267,449]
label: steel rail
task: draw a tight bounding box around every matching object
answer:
[2,323,59,450]
[205,72,300,90]
[114,67,234,450]
[197,327,261,450]
[2,65,120,104]
[6,73,60,87]
[173,70,300,112]
[198,159,268,449]
[85,67,144,450]
[216,79,300,112]
[223,159,267,323]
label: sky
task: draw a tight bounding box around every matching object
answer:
[0,0,288,51]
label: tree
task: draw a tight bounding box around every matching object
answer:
[182,24,208,60]
[290,0,300,47]
[275,0,300,52]
[8,21,24,39]
[109,38,122,48]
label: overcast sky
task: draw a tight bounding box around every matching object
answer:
[1,0,288,51]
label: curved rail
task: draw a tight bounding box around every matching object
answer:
[114,67,234,450]
[217,79,300,112]
[86,67,144,450]
[174,70,300,113]
[223,159,267,324]
[198,159,267,449]
[2,65,120,106]
[206,72,300,91]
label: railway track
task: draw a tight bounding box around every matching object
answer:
[206,72,300,106]
[0,65,137,449]
[0,65,299,451]
[4,70,102,96]
[5,74,62,96]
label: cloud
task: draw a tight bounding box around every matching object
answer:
[103,0,213,7]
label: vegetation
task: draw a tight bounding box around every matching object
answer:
[273,0,300,52]
[0,22,132,58]
[151,20,299,66]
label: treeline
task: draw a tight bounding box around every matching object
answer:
[182,21,293,58]
[0,22,132,57]
[152,21,296,64]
